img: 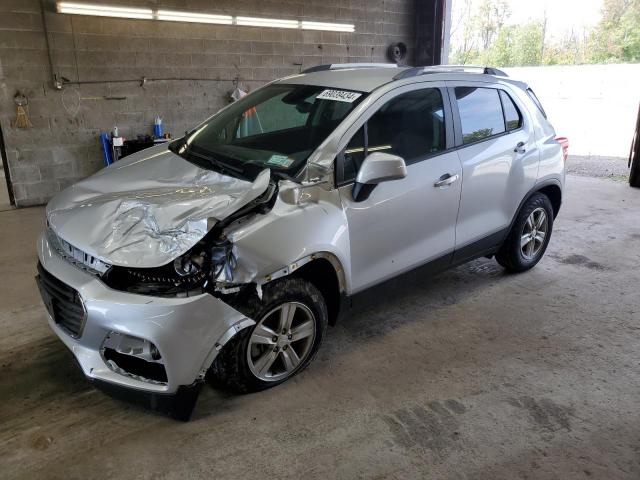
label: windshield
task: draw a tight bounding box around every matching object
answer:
[170,84,366,181]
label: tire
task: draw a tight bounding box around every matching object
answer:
[208,277,328,394]
[496,192,554,273]
[630,152,640,188]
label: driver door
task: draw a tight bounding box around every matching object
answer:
[337,84,462,293]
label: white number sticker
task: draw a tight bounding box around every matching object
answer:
[316,89,362,103]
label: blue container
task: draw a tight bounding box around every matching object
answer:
[100,133,113,166]
[154,116,163,138]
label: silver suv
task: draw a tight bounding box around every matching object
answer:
[36,64,566,419]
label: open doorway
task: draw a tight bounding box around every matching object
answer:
[448,0,640,174]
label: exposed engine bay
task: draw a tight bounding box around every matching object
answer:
[101,181,279,298]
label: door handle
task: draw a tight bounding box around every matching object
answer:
[434,173,459,188]
[514,141,526,153]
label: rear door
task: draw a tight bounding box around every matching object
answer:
[447,82,539,261]
[336,83,462,292]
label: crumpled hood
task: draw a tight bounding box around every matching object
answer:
[46,144,270,268]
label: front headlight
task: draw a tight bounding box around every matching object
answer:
[103,236,239,296]
[173,251,205,277]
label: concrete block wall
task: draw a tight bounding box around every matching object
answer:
[0,0,418,207]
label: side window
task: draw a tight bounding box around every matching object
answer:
[499,90,522,131]
[455,87,505,144]
[339,88,446,183]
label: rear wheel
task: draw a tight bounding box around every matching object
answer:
[496,192,554,272]
[209,277,327,393]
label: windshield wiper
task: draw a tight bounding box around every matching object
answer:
[187,150,245,175]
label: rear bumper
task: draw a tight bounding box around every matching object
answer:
[37,232,254,395]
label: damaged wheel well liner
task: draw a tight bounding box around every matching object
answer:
[292,258,341,325]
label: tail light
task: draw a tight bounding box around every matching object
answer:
[556,136,569,162]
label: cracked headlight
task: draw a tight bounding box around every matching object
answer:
[103,236,238,296]
[173,251,205,277]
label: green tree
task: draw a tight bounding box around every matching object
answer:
[586,0,639,62]
[480,26,514,66]
[511,22,544,65]
[476,0,511,49]
[449,0,640,66]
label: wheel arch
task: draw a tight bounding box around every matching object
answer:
[259,252,347,326]
[515,179,562,224]
[500,179,562,249]
[536,183,562,218]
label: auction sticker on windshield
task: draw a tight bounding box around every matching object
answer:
[316,89,362,103]
[266,154,294,168]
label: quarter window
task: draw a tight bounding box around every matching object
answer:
[340,88,446,183]
[455,87,505,144]
[526,87,547,118]
[499,90,522,131]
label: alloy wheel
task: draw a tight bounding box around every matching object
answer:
[520,207,548,260]
[247,302,316,382]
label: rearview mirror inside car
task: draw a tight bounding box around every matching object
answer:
[353,152,407,202]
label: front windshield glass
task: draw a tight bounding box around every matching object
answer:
[170,84,366,181]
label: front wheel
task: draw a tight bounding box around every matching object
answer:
[496,192,554,272]
[209,277,327,393]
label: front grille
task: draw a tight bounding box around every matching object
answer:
[47,228,110,276]
[36,262,86,338]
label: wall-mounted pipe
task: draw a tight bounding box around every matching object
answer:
[58,76,275,89]
[40,0,62,90]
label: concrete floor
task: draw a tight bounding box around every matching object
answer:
[1,174,639,479]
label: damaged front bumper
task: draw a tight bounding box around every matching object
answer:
[36,232,254,398]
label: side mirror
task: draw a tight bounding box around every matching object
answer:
[352,152,407,202]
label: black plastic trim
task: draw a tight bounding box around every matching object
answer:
[91,378,203,421]
[451,228,508,265]
[351,182,376,202]
[334,224,521,323]
[346,252,453,312]
[513,179,563,222]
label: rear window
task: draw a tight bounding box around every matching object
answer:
[455,87,505,144]
[526,88,547,118]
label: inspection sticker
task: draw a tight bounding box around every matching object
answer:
[316,89,362,103]
[266,154,294,168]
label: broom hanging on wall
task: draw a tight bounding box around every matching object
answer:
[12,92,32,129]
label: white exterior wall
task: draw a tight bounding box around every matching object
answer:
[505,64,640,158]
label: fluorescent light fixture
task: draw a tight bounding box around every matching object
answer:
[301,21,355,32]
[236,16,299,29]
[57,2,153,19]
[156,10,232,24]
[55,3,355,32]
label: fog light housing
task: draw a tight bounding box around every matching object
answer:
[101,332,167,384]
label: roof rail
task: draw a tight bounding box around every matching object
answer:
[302,63,400,74]
[393,65,508,80]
